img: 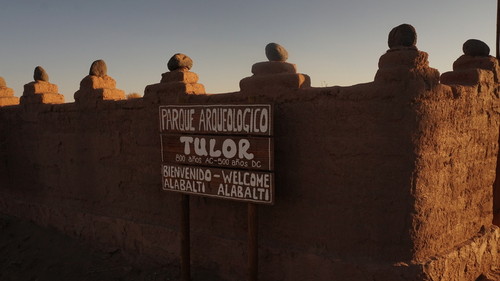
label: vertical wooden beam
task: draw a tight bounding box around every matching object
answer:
[494,0,500,226]
[181,194,191,281]
[497,0,500,58]
[248,203,258,281]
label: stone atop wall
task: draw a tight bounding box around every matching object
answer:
[34,66,49,82]
[463,39,490,57]
[74,59,125,103]
[0,77,19,107]
[265,42,288,62]
[375,24,440,85]
[239,43,311,93]
[387,23,417,50]
[21,66,65,105]
[144,53,205,103]
[167,53,193,71]
[441,39,499,85]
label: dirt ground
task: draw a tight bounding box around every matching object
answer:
[0,213,179,281]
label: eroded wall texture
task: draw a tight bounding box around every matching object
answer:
[0,35,499,280]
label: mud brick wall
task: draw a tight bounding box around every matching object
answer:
[0,47,499,280]
[412,81,499,262]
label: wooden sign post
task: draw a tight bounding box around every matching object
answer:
[181,194,190,281]
[159,104,274,281]
[248,202,258,281]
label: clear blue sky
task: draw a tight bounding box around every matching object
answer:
[0,0,496,101]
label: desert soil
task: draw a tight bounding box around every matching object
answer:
[0,213,178,281]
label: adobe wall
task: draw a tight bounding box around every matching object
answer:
[0,31,499,280]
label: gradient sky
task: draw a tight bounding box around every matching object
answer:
[0,0,496,102]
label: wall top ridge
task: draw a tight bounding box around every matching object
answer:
[0,24,496,109]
